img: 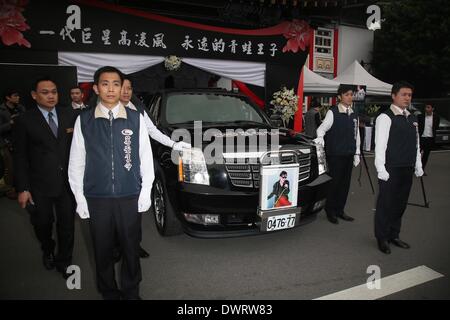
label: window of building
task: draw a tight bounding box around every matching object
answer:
[314,28,333,56]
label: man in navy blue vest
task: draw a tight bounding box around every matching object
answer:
[68,66,153,299]
[374,81,423,254]
[117,76,190,260]
[315,84,361,224]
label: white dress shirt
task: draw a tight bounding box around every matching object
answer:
[71,102,86,110]
[37,105,58,126]
[316,103,361,155]
[125,101,175,148]
[374,104,422,174]
[68,102,154,217]
[422,114,433,138]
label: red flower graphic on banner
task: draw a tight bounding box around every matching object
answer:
[282,19,311,53]
[0,0,31,48]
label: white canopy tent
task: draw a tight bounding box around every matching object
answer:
[303,66,340,94]
[333,60,392,96]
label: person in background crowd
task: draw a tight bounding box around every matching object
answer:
[418,104,440,172]
[13,78,77,278]
[374,81,423,254]
[315,84,361,224]
[70,86,88,110]
[304,98,322,138]
[69,66,153,300]
[0,89,25,199]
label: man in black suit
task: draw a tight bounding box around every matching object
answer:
[13,77,78,278]
[417,104,440,170]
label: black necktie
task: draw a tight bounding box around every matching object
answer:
[108,110,114,124]
[48,112,58,137]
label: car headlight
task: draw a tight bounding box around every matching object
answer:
[315,143,328,175]
[178,148,210,185]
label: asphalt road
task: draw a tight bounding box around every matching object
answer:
[1,151,449,300]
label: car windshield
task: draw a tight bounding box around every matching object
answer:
[165,93,266,125]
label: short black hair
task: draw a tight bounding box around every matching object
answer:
[337,84,354,96]
[391,81,414,95]
[280,171,287,177]
[310,98,321,109]
[33,76,57,91]
[123,75,133,86]
[70,85,82,91]
[93,66,124,85]
[3,88,19,100]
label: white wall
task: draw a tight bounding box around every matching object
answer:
[337,25,374,74]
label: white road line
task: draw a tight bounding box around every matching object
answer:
[314,265,444,300]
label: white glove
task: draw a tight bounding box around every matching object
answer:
[314,137,324,147]
[138,187,152,213]
[377,170,390,181]
[173,141,191,152]
[415,167,424,177]
[75,194,90,219]
[353,154,360,167]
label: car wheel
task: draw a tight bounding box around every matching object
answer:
[151,175,183,236]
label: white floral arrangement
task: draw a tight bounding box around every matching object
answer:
[270,87,298,127]
[164,55,182,71]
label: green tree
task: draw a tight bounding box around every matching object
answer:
[372,0,450,98]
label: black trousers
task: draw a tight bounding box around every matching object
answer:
[87,196,141,300]
[325,155,353,217]
[420,137,434,169]
[29,187,75,269]
[375,166,414,241]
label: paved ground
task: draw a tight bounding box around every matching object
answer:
[1,151,449,300]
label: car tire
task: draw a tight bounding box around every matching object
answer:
[151,173,183,236]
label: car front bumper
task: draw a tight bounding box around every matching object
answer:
[176,174,332,238]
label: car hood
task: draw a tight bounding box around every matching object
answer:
[164,125,314,152]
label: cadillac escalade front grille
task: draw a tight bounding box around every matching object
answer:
[225,149,311,188]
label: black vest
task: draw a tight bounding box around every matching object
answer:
[80,106,141,198]
[385,109,417,168]
[324,106,357,156]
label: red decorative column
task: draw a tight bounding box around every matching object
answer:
[294,69,304,132]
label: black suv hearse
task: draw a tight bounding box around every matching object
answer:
[146,89,331,237]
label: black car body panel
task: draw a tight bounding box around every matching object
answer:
[147,89,331,237]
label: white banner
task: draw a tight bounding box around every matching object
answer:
[58,52,265,86]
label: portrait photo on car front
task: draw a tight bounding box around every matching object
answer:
[261,166,299,210]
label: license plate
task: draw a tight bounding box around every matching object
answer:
[443,136,449,141]
[266,213,296,231]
